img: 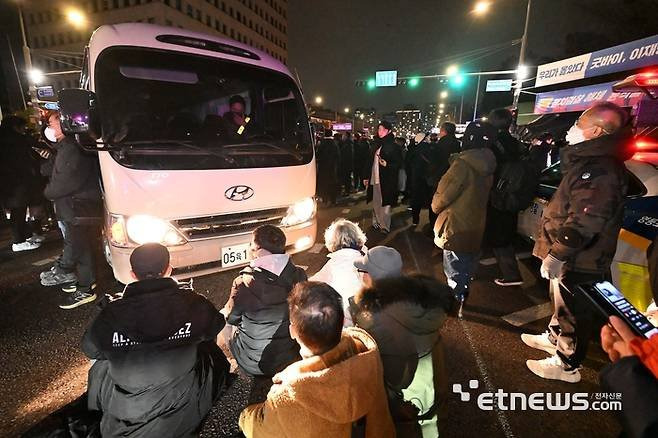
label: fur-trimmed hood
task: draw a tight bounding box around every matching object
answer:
[351,275,450,391]
[353,274,452,312]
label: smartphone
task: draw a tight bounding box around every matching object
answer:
[578,281,658,338]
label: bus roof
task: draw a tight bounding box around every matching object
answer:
[87,23,293,80]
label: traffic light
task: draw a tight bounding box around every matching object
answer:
[367,78,375,89]
[450,74,465,88]
[408,77,420,88]
[354,78,377,89]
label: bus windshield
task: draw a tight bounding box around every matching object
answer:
[94,47,313,170]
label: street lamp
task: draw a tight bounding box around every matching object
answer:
[473,1,491,15]
[446,65,459,76]
[472,0,532,114]
[439,103,445,108]
[314,96,323,105]
[344,107,350,113]
[28,68,44,84]
[440,91,448,99]
[65,8,88,29]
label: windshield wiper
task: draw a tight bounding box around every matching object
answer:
[221,142,304,161]
[120,140,237,164]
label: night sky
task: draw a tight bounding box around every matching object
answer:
[288,0,655,115]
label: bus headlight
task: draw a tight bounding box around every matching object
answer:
[281,197,316,227]
[109,214,186,247]
[126,215,186,246]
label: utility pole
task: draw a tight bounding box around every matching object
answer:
[472,74,482,121]
[512,0,532,112]
[17,2,34,103]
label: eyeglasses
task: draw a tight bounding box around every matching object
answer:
[356,269,368,274]
[576,116,611,135]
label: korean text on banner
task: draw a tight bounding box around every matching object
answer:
[535,34,658,88]
[533,81,644,114]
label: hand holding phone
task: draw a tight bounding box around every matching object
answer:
[601,316,639,362]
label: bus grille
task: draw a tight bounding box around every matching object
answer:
[174,207,288,240]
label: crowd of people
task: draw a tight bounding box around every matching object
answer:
[2,100,658,437]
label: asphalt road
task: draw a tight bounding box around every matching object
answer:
[0,194,622,438]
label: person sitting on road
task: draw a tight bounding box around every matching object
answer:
[221,224,307,376]
[351,274,453,437]
[239,281,395,438]
[310,218,367,327]
[83,243,231,437]
[600,315,658,438]
[353,245,403,291]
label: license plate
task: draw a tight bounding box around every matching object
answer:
[221,243,250,268]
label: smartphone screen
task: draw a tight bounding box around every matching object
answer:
[589,281,658,338]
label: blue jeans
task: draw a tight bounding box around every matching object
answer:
[443,250,478,298]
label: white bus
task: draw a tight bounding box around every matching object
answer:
[59,23,317,284]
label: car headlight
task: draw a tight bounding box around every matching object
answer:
[108,214,186,247]
[281,197,316,227]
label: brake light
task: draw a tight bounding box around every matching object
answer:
[635,138,658,150]
[636,72,658,87]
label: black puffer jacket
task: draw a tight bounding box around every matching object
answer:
[44,136,101,221]
[82,277,228,437]
[533,130,632,273]
[226,258,307,376]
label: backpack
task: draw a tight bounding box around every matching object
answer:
[490,158,540,212]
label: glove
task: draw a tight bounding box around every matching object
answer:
[540,253,565,280]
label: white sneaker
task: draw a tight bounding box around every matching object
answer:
[12,240,41,252]
[526,354,581,383]
[28,234,46,244]
[521,331,557,355]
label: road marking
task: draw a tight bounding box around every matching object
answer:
[502,302,553,327]
[479,257,497,266]
[341,208,351,214]
[459,319,515,438]
[308,243,324,254]
[405,230,515,438]
[32,256,58,267]
[480,252,533,266]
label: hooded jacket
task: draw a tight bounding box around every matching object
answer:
[533,131,631,273]
[239,327,395,438]
[82,277,228,437]
[226,257,307,376]
[432,147,497,253]
[310,247,364,327]
[351,276,450,392]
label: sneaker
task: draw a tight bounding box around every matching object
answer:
[28,234,46,244]
[494,278,523,287]
[12,240,41,252]
[521,331,557,355]
[40,265,58,280]
[59,290,97,309]
[62,282,97,294]
[41,271,78,287]
[526,354,581,383]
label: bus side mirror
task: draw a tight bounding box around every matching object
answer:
[58,88,100,137]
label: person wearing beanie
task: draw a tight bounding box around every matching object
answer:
[431,121,497,318]
[82,243,231,437]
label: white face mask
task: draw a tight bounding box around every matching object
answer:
[44,126,58,143]
[565,123,586,145]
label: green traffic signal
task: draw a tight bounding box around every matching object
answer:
[408,77,420,88]
[450,74,465,88]
[367,78,376,89]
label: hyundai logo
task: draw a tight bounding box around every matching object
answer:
[225,185,254,201]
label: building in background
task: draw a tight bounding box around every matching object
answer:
[420,102,437,133]
[21,0,288,92]
[395,106,421,138]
